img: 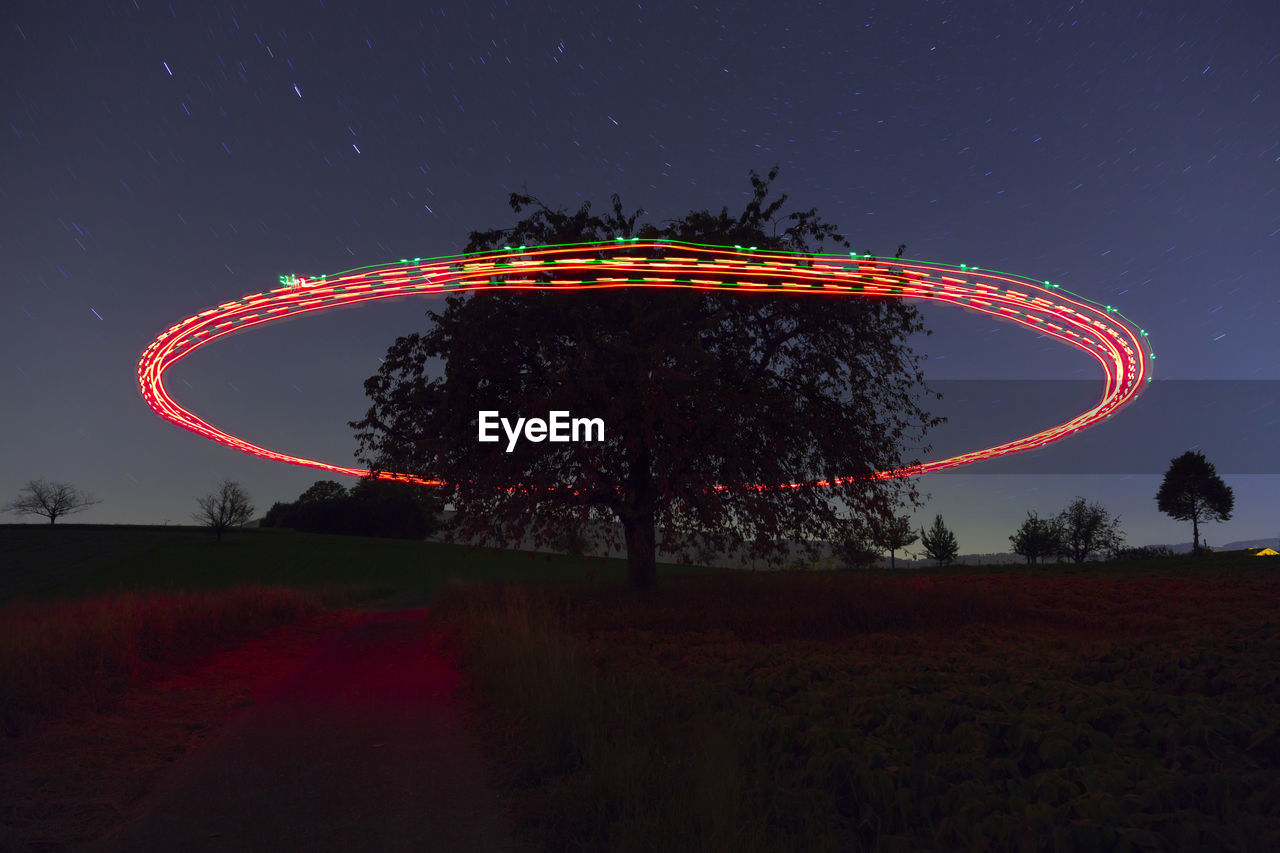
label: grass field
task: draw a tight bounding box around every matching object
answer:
[0,523,677,608]
[0,523,696,848]
[434,554,1280,852]
[3,526,1278,851]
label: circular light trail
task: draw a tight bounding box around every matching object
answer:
[138,240,1153,488]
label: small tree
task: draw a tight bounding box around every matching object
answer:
[919,514,959,566]
[4,479,100,525]
[1055,497,1123,563]
[194,480,255,541]
[1009,511,1062,565]
[1156,450,1234,554]
[876,515,919,569]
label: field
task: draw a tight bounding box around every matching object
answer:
[2,525,1278,850]
[0,523,650,607]
[435,556,1280,852]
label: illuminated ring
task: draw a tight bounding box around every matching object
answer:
[138,240,1152,488]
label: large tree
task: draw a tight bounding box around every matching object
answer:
[4,478,100,525]
[1055,497,1124,563]
[352,169,941,589]
[1156,450,1233,554]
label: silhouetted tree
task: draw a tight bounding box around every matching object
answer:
[876,514,919,568]
[4,479,100,525]
[297,480,348,505]
[1156,450,1233,554]
[353,167,940,589]
[262,478,440,539]
[1055,497,1124,563]
[836,534,881,570]
[1009,511,1062,565]
[920,514,959,566]
[194,480,254,541]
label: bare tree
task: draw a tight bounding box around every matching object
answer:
[194,480,255,541]
[4,478,100,525]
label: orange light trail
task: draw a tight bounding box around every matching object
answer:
[137,241,1152,488]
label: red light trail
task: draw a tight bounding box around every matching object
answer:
[138,241,1152,488]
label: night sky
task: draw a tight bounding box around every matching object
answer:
[3,1,1277,554]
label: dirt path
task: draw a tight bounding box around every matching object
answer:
[84,610,527,853]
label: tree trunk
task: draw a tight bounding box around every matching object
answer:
[622,509,657,591]
[890,550,896,569]
[1192,515,1200,554]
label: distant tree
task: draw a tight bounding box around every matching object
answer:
[1115,544,1176,560]
[553,526,590,557]
[919,514,959,566]
[836,534,881,570]
[261,501,298,529]
[1009,511,1062,565]
[297,480,349,505]
[262,478,440,539]
[1055,497,1124,563]
[1156,450,1234,554]
[4,479,100,525]
[875,514,918,569]
[194,480,255,541]
[345,477,441,539]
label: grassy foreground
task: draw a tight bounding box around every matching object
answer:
[0,523,669,607]
[435,555,1280,852]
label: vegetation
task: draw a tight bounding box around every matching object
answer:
[919,513,959,566]
[352,168,940,589]
[262,477,442,540]
[0,525,710,608]
[835,534,881,570]
[193,480,254,541]
[875,514,918,569]
[0,585,319,731]
[1009,511,1062,565]
[4,524,1278,850]
[436,561,1280,852]
[4,478,100,525]
[1157,450,1235,554]
[1056,497,1124,563]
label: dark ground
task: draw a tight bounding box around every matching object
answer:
[84,610,527,853]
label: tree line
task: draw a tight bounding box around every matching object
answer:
[1,451,1239,560]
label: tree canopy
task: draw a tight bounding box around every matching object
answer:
[875,515,919,569]
[1156,450,1233,554]
[1055,497,1124,563]
[263,478,441,540]
[352,168,941,588]
[1009,511,1061,565]
[919,514,959,566]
